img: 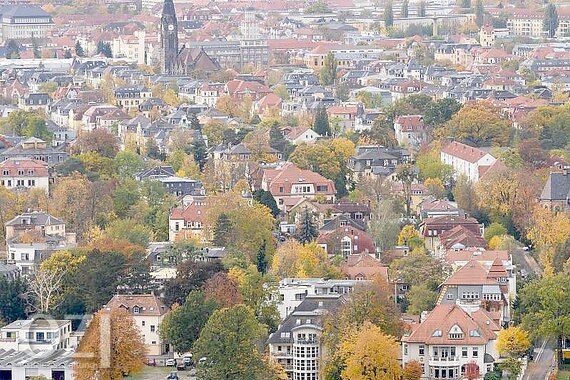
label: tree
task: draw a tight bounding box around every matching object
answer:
[74,128,119,158]
[96,41,113,58]
[1,110,51,142]
[483,222,508,242]
[395,164,417,217]
[496,326,530,358]
[160,291,218,354]
[269,121,294,159]
[424,98,462,127]
[439,101,511,147]
[112,180,140,218]
[527,205,570,274]
[475,0,485,27]
[74,308,146,380]
[453,175,479,213]
[320,52,337,86]
[406,284,437,314]
[27,266,68,314]
[401,0,409,18]
[543,3,559,38]
[256,242,268,274]
[313,104,331,136]
[75,40,85,57]
[339,321,401,380]
[364,116,398,148]
[113,151,144,179]
[51,173,92,239]
[402,361,423,380]
[390,252,449,290]
[519,273,570,368]
[189,112,201,130]
[296,206,319,244]
[213,213,233,247]
[384,1,394,27]
[163,260,224,306]
[271,240,340,278]
[203,273,243,308]
[418,1,426,17]
[0,276,27,323]
[193,305,270,380]
[105,219,152,247]
[5,39,19,59]
[369,198,401,254]
[398,225,420,246]
[425,177,445,199]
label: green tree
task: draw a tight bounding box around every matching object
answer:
[313,104,331,136]
[385,1,394,27]
[401,0,409,18]
[193,305,270,380]
[189,112,201,130]
[395,164,417,217]
[424,98,461,127]
[519,273,570,368]
[543,3,559,38]
[105,219,152,247]
[296,206,319,244]
[163,260,224,306]
[320,52,337,86]
[256,242,268,274]
[160,291,218,354]
[75,41,85,57]
[5,40,19,59]
[213,213,233,247]
[390,253,449,290]
[407,284,438,314]
[96,41,112,58]
[0,276,27,323]
[112,179,140,218]
[269,122,293,159]
[253,189,280,217]
[113,151,144,179]
[483,222,508,242]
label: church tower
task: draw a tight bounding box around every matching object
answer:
[160,0,178,74]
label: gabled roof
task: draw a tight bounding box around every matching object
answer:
[540,171,570,201]
[402,304,497,345]
[441,141,491,163]
[443,260,496,286]
[104,294,168,316]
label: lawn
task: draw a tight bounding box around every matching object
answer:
[557,370,570,380]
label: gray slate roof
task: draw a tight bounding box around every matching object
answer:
[540,171,570,201]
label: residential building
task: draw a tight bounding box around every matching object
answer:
[440,141,497,183]
[341,252,388,280]
[7,234,76,276]
[18,93,52,114]
[327,104,361,131]
[0,5,54,40]
[539,166,570,212]
[103,294,169,356]
[0,319,72,352]
[261,162,336,211]
[317,224,376,257]
[394,115,428,150]
[5,211,67,241]
[0,349,74,380]
[420,215,484,252]
[506,9,543,37]
[135,165,175,181]
[283,126,321,145]
[437,225,488,256]
[0,137,68,167]
[158,176,204,197]
[401,304,500,380]
[349,145,410,179]
[169,196,208,242]
[114,86,152,112]
[0,158,49,193]
[267,294,344,380]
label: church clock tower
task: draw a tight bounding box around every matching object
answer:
[160,0,178,74]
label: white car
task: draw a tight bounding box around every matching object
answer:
[166,358,176,366]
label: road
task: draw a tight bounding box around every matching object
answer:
[513,248,542,278]
[523,339,555,380]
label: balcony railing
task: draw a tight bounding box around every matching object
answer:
[295,339,318,345]
[0,337,16,342]
[429,356,460,364]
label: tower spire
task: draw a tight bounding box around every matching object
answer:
[160,0,179,74]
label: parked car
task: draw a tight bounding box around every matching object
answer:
[182,354,193,366]
[176,362,186,371]
[145,358,156,366]
[166,371,179,380]
[165,358,176,366]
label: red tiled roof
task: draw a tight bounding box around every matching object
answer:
[441,141,489,163]
[394,115,425,132]
[262,162,335,196]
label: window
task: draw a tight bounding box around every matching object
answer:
[462,347,468,358]
[449,332,464,339]
[419,345,425,356]
[472,347,478,357]
[2,170,8,175]
[403,344,408,355]
[133,306,141,314]
[341,237,352,257]
[141,321,145,326]
[316,185,328,192]
[150,325,155,332]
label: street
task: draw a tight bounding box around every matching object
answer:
[523,339,555,380]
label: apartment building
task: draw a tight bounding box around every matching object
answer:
[0,319,72,352]
[267,294,343,380]
[0,157,49,193]
[440,141,497,183]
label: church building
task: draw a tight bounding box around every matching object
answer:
[160,0,220,75]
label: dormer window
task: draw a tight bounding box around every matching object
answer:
[133,306,141,314]
[432,329,442,337]
[449,332,464,339]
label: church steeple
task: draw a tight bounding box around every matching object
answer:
[160,0,178,75]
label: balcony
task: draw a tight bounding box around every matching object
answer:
[0,337,16,342]
[295,339,318,345]
[272,351,293,358]
[429,356,460,366]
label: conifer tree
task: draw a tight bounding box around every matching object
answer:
[213,213,233,247]
[296,206,318,244]
[313,104,331,136]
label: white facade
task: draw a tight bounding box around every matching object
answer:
[0,319,72,352]
[440,150,496,183]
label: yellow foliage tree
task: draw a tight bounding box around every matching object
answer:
[488,235,503,250]
[527,205,570,275]
[271,240,341,278]
[496,326,531,358]
[74,308,146,380]
[424,177,445,199]
[339,321,401,380]
[398,225,420,246]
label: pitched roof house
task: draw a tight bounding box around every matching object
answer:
[440,142,497,183]
[539,167,570,212]
[394,115,428,150]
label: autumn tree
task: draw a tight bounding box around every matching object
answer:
[390,252,449,290]
[193,305,271,380]
[74,308,146,380]
[407,284,437,315]
[395,163,417,217]
[203,272,243,308]
[160,291,218,354]
[74,128,118,158]
[368,198,401,254]
[527,205,570,274]
[497,326,530,358]
[163,260,224,306]
[271,240,340,278]
[339,321,401,380]
[398,225,421,246]
[453,175,478,213]
[438,101,511,147]
[402,361,423,380]
[51,173,92,239]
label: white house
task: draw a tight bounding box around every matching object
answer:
[0,158,49,193]
[394,115,428,150]
[440,142,497,182]
[0,319,72,352]
[402,304,500,380]
[7,237,76,276]
[103,294,169,356]
[284,126,320,145]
